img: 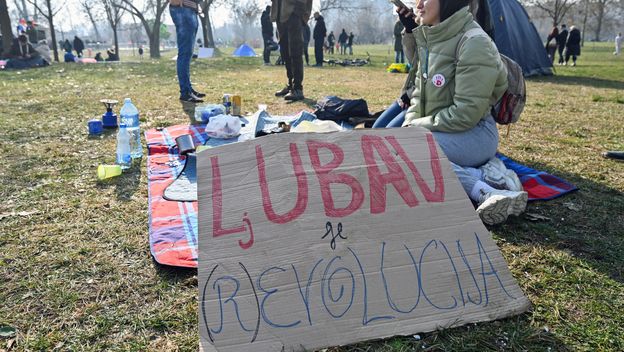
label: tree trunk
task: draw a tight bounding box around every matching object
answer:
[581,0,588,46]
[149,26,160,58]
[593,2,605,41]
[200,12,215,47]
[46,0,58,61]
[20,0,28,18]
[113,24,118,59]
[85,7,101,42]
[0,0,13,56]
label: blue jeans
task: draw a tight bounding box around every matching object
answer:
[395,50,404,63]
[433,116,499,197]
[372,101,405,128]
[170,6,198,97]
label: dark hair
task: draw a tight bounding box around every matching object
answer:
[439,0,471,23]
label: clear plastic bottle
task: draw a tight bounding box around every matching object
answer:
[116,123,132,170]
[119,98,143,159]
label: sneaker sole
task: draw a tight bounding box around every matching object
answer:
[477,191,527,225]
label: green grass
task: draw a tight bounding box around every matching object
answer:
[1,42,623,351]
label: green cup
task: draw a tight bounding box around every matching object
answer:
[97,164,122,180]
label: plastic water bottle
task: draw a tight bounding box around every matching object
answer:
[116,123,132,170]
[120,98,143,159]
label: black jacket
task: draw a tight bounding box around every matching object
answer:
[313,16,326,41]
[557,29,568,47]
[566,28,581,56]
[261,9,273,38]
[338,30,347,44]
[73,37,84,52]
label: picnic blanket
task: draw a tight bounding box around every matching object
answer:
[145,119,577,268]
[497,153,578,201]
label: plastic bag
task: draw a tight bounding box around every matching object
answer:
[205,114,242,139]
[194,104,226,123]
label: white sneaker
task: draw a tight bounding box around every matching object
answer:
[479,157,523,192]
[476,189,528,225]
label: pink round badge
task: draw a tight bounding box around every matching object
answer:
[432,74,446,88]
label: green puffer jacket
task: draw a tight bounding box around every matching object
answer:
[402,8,507,132]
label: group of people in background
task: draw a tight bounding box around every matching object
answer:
[260,5,356,69]
[546,24,581,66]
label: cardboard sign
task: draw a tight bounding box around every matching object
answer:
[198,128,529,352]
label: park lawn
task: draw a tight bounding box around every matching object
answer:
[0,43,622,351]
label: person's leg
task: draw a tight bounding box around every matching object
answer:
[558,46,564,64]
[303,44,309,65]
[432,116,499,167]
[372,101,402,128]
[263,38,271,64]
[400,50,404,63]
[386,110,406,127]
[170,7,195,98]
[395,51,399,63]
[188,12,199,93]
[572,55,577,66]
[286,14,304,92]
[277,21,293,89]
[314,39,323,66]
[565,51,570,64]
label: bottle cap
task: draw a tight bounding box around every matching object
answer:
[124,98,131,103]
[119,123,127,128]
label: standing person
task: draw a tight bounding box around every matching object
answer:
[614,33,622,55]
[261,5,276,65]
[327,31,335,54]
[303,21,311,65]
[565,25,581,66]
[556,24,568,65]
[169,0,205,103]
[395,1,527,225]
[271,0,313,101]
[393,19,404,63]
[73,35,84,58]
[338,28,348,55]
[312,12,326,67]
[138,45,144,59]
[545,25,558,64]
[347,31,354,55]
[63,39,72,54]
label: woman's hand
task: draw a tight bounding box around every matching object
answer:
[397,93,411,109]
[397,7,418,33]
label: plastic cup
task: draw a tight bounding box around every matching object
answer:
[97,164,122,180]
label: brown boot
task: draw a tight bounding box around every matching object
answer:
[284,89,304,101]
[275,86,291,97]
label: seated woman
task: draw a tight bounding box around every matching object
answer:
[6,34,46,69]
[395,0,527,225]
[106,48,119,61]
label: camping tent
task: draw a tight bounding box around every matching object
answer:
[487,0,553,76]
[232,44,257,57]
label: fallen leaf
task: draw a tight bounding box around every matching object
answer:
[563,202,581,211]
[0,326,16,338]
[524,213,551,222]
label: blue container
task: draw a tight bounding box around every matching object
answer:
[88,119,103,135]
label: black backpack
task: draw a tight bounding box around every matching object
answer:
[313,96,370,123]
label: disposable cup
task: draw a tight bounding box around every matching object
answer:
[97,164,122,180]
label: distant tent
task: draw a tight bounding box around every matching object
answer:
[487,0,553,76]
[232,44,257,57]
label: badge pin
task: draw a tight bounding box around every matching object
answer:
[432,73,446,88]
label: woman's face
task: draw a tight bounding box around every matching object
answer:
[416,0,440,26]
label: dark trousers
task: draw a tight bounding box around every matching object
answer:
[277,14,304,90]
[303,42,309,65]
[314,39,324,66]
[557,45,565,64]
[263,36,272,64]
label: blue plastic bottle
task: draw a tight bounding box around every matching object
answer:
[120,98,143,159]
[116,123,132,170]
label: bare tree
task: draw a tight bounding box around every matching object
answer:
[118,0,168,58]
[231,0,260,44]
[526,0,578,25]
[1,0,13,55]
[13,0,28,19]
[590,0,613,40]
[319,0,360,14]
[198,0,225,48]
[27,0,61,61]
[103,0,123,58]
[80,0,101,42]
